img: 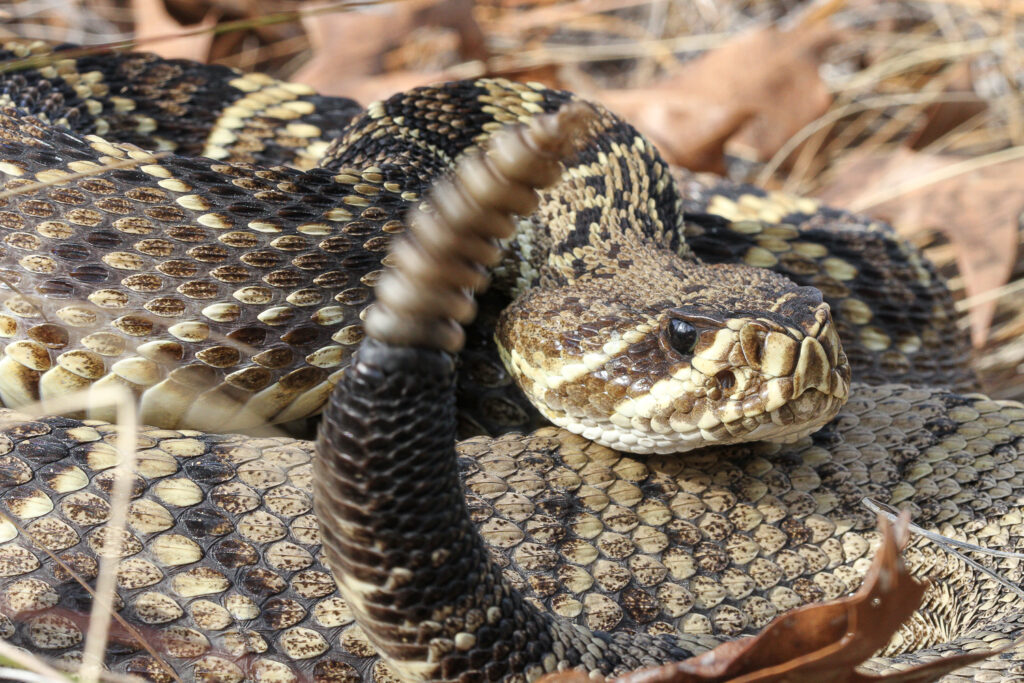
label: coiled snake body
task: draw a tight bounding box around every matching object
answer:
[0,42,1017,682]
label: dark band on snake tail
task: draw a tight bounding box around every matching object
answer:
[316,342,699,682]
[315,108,698,681]
[365,103,595,353]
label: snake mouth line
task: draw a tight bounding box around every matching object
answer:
[552,387,846,454]
[516,312,851,455]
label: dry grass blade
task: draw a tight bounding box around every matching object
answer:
[131,0,217,60]
[485,0,668,32]
[0,506,175,683]
[0,0,396,74]
[0,389,181,683]
[862,497,1024,605]
[835,36,1009,94]
[491,33,728,71]
[75,389,138,683]
[843,145,1024,212]
[0,153,170,201]
[956,278,1024,313]
[756,92,990,187]
[0,639,69,682]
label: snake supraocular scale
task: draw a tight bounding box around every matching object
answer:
[0,40,1013,683]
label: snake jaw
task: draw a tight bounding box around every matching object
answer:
[498,282,851,455]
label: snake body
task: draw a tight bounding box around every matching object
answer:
[2,382,1023,682]
[0,42,1016,682]
[0,42,969,437]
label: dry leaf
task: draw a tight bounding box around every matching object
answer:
[593,16,838,172]
[293,0,486,104]
[596,89,754,173]
[906,63,988,150]
[540,515,1009,683]
[816,148,1024,346]
[131,0,216,61]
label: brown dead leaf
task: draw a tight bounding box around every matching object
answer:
[293,0,486,104]
[596,89,754,173]
[540,515,1010,683]
[131,0,216,61]
[816,148,1024,346]
[593,14,838,172]
[906,63,988,150]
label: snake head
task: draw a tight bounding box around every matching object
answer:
[496,259,851,454]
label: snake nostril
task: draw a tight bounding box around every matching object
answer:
[715,370,736,391]
[739,325,765,369]
[750,338,764,366]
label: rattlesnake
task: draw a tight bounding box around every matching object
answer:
[0,42,1015,682]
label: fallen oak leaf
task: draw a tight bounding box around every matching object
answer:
[293,0,486,104]
[540,513,1011,683]
[131,0,217,61]
[905,62,988,150]
[723,512,921,682]
[595,89,754,173]
[592,7,840,172]
[815,147,1024,347]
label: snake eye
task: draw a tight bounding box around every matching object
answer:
[667,319,698,355]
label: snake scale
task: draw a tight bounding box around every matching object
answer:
[0,40,1017,682]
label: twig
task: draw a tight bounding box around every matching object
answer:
[847,145,1024,211]
[0,0,400,74]
[863,497,1024,601]
[0,152,170,200]
[835,35,1008,93]
[0,642,67,683]
[758,92,1001,186]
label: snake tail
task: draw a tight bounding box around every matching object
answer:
[366,103,595,353]
[315,339,694,682]
[315,107,691,681]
